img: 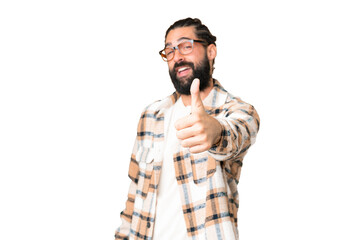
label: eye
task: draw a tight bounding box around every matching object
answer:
[165,48,174,56]
[180,42,192,50]
[166,50,174,56]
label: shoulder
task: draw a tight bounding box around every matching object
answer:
[214,80,259,121]
[138,92,178,120]
[214,79,254,109]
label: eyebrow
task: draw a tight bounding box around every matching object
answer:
[165,37,192,48]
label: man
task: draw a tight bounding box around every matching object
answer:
[115,18,260,240]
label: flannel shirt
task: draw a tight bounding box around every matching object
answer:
[115,80,260,240]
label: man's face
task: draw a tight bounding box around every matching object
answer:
[165,26,211,95]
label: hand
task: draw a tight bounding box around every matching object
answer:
[175,78,222,153]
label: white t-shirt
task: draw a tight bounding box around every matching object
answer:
[152,98,191,240]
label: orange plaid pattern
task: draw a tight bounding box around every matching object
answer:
[115,80,260,240]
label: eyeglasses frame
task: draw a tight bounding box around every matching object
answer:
[159,39,207,62]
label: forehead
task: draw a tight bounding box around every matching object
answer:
[165,26,197,47]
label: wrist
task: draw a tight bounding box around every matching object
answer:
[212,118,223,147]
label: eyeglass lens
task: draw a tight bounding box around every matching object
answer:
[163,41,193,61]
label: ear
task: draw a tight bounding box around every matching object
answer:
[207,44,217,61]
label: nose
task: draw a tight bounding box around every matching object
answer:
[172,48,184,63]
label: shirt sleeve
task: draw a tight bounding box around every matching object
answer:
[114,145,139,239]
[115,108,146,239]
[208,98,260,161]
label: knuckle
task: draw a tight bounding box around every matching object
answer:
[192,114,201,122]
[190,147,199,154]
[198,125,205,133]
[182,140,191,148]
[176,131,182,139]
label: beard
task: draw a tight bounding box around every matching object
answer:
[169,54,211,95]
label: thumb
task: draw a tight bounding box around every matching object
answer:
[191,78,205,113]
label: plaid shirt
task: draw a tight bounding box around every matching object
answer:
[115,80,260,240]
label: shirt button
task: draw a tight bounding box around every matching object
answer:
[222,140,228,148]
[147,222,151,228]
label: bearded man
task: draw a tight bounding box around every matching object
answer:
[115,17,260,240]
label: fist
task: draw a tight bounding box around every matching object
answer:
[175,79,222,153]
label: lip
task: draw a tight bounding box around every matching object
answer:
[176,66,191,77]
[177,67,191,77]
[176,66,190,72]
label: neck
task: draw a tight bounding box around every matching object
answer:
[181,78,214,106]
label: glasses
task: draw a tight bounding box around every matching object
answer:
[159,39,206,62]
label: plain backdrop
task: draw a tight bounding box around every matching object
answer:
[1,0,359,239]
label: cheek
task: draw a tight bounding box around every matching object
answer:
[167,62,173,71]
[192,50,206,65]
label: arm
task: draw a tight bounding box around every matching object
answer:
[114,150,139,240]
[208,98,260,161]
[115,105,150,239]
[175,79,260,159]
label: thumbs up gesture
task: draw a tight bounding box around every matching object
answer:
[175,79,222,153]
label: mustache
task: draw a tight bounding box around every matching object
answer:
[173,61,195,70]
